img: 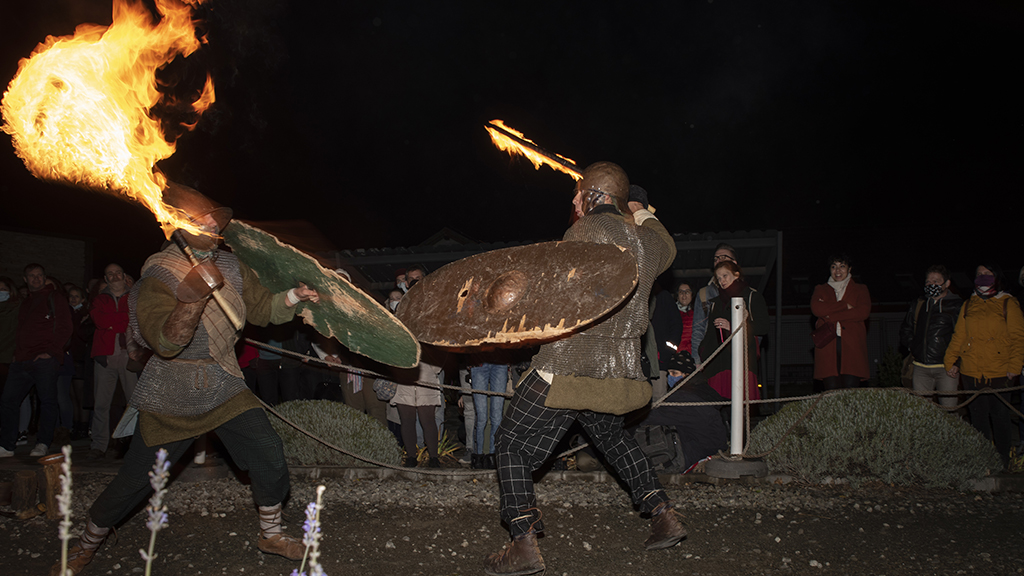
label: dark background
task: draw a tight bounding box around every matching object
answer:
[2,0,1021,296]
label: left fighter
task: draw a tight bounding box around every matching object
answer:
[50,183,320,576]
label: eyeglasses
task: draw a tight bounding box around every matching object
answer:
[677,289,692,294]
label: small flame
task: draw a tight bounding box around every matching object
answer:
[486,119,581,180]
[1,0,214,239]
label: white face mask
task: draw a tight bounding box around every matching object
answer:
[0,290,9,303]
[388,300,400,311]
[72,302,83,310]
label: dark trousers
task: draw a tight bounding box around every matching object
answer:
[495,370,667,537]
[963,375,1013,466]
[89,408,290,528]
[0,358,59,450]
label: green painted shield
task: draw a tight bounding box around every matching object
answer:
[223,220,420,368]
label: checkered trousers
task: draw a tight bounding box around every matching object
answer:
[495,370,668,537]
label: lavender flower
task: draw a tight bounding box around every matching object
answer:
[296,485,327,576]
[140,448,171,576]
[57,445,74,576]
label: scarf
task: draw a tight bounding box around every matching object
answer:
[827,275,852,302]
[720,278,748,300]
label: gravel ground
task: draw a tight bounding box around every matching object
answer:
[3,467,1023,576]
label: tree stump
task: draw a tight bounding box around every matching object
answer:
[38,452,66,520]
[11,470,37,512]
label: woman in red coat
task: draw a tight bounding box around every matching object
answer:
[811,254,872,389]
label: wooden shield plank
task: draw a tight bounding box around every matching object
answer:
[396,241,638,348]
[223,220,420,368]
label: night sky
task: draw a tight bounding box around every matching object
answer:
[2,0,1021,284]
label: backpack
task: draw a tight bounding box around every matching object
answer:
[630,425,687,473]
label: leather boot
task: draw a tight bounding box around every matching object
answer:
[645,501,687,550]
[483,532,545,576]
[403,455,418,467]
[257,533,306,560]
[428,457,441,468]
[484,453,497,470]
[48,520,109,576]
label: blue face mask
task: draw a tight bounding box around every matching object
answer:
[667,374,684,388]
[72,303,83,310]
[0,291,9,303]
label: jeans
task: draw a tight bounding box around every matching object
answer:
[56,351,75,428]
[471,363,508,454]
[1,357,60,450]
[911,365,958,409]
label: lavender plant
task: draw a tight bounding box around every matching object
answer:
[57,445,74,576]
[293,484,327,576]
[140,448,171,576]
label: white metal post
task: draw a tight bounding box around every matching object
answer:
[730,296,745,455]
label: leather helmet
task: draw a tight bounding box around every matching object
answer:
[161,181,233,251]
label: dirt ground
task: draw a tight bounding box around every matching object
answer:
[3,465,1023,576]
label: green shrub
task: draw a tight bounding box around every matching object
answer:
[877,346,905,387]
[748,389,1003,489]
[269,400,401,467]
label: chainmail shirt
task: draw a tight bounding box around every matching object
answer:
[128,246,294,416]
[531,209,675,380]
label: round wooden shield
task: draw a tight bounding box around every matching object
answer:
[223,220,420,368]
[396,241,638,348]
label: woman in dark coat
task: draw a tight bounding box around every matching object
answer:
[811,254,872,389]
[698,261,768,400]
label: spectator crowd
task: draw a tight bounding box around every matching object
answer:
[2,250,1021,473]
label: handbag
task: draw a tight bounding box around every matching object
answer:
[811,322,837,349]
[372,379,398,402]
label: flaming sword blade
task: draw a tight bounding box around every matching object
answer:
[485,120,581,180]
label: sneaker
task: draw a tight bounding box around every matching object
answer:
[0,447,14,458]
[193,450,206,465]
[30,443,48,457]
[16,431,28,446]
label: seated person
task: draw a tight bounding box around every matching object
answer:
[633,351,729,472]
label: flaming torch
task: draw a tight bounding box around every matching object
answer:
[1,0,214,240]
[1,0,243,327]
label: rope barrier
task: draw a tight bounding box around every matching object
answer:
[245,337,1024,469]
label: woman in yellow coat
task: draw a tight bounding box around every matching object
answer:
[944,264,1024,469]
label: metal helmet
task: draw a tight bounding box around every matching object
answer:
[574,161,629,215]
[161,181,233,251]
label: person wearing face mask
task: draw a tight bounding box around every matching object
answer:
[630,350,728,473]
[944,264,1024,469]
[811,254,872,390]
[386,289,403,312]
[899,265,963,409]
[697,261,769,401]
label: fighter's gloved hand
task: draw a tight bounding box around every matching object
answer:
[628,185,649,210]
[176,259,224,303]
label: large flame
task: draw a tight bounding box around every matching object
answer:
[1,0,214,238]
[486,119,582,180]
